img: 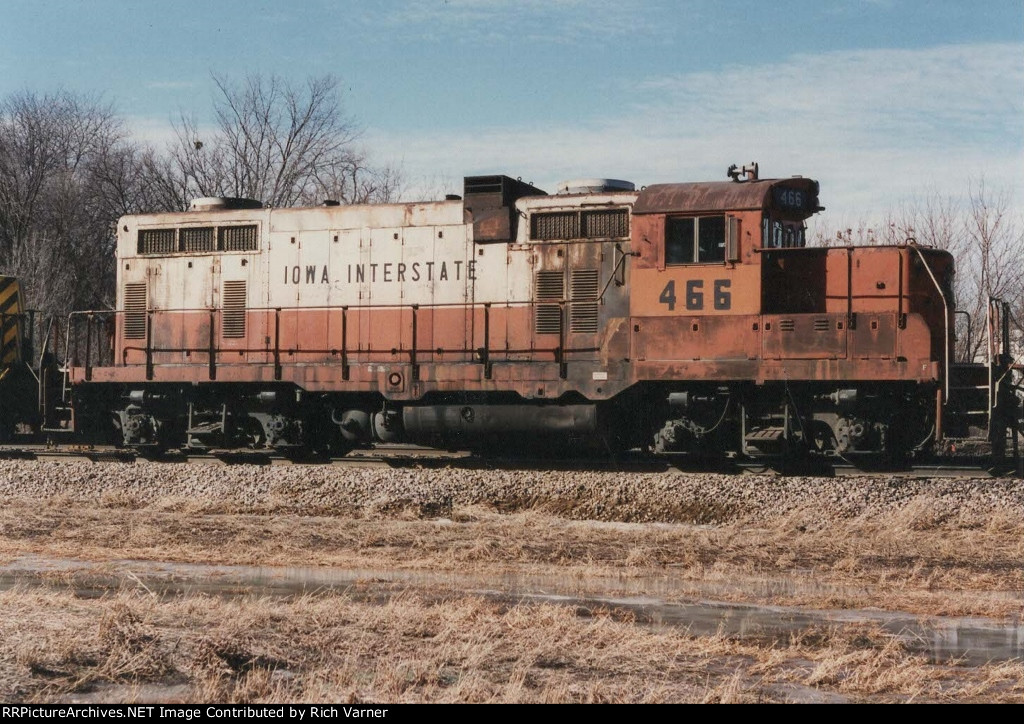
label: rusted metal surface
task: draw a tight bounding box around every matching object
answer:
[59,169,970,459]
[78,172,946,401]
[632,177,819,216]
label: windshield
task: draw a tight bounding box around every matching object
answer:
[763,217,806,249]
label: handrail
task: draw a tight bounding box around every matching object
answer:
[907,243,950,403]
[64,306,599,373]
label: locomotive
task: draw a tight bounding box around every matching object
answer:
[22,164,1018,463]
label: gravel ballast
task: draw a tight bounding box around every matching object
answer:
[1,459,1022,524]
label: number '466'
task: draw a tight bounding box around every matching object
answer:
[659,279,731,311]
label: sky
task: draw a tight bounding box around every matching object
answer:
[1,0,1021,234]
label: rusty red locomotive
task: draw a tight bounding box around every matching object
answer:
[47,164,1018,462]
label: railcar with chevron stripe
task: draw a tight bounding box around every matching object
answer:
[0,276,43,439]
[48,164,1021,464]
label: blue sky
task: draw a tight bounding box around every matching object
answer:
[1,0,1022,231]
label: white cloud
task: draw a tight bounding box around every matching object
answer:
[371,41,1024,233]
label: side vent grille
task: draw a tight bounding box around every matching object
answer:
[123,283,147,340]
[534,270,564,335]
[779,319,795,332]
[530,208,630,241]
[535,305,562,335]
[219,224,258,251]
[221,281,247,339]
[569,269,600,334]
[180,226,214,252]
[531,212,579,241]
[570,269,600,299]
[136,225,260,255]
[581,209,629,239]
[535,270,564,300]
[138,229,176,255]
[813,318,830,331]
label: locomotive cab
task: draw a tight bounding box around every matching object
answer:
[628,169,949,461]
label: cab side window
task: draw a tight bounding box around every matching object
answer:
[666,215,725,264]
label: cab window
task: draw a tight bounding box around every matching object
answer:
[666,215,725,264]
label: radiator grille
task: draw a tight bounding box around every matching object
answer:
[180,226,214,252]
[219,224,258,251]
[138,229,176,254]
[581,209,629,238]
[123,283,147,340]
[221,280,247,339]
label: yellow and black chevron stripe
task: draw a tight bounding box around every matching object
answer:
[0,276,24,365]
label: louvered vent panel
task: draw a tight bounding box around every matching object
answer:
[813,318,830,331]
[531,212,579,241]
[123,283,147,340]
[534,304,562,335]
[569,269,600,334]
[180,227,214,252]
[221,281,247,339]
[138,228,176,255]
[581,208,629,238]
[570,304,599,333]
[570,269,599,300]
[535,270,564,300]
[219,224,258,251]
[780,319,795,332]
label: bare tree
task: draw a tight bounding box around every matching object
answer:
[0,90,138,315]
[958,181,1024,362]
[0,77,401,332]
[167,74,401,208]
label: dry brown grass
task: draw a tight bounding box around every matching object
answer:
[0,495,1021,617]
[2,476,1023,703]
[2,587,1022,704]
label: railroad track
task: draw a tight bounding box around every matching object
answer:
[0,442,466,468]
[0,440,1013,478]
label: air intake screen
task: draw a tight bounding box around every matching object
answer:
[123,283,147,340]
[581,209,629,239]
[181,227,214,252]
[138,229,176,255]
[531,212,579,241]
[219,225,258,251]
[221,281,247,339]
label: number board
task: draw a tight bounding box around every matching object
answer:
[771,186,816,214]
